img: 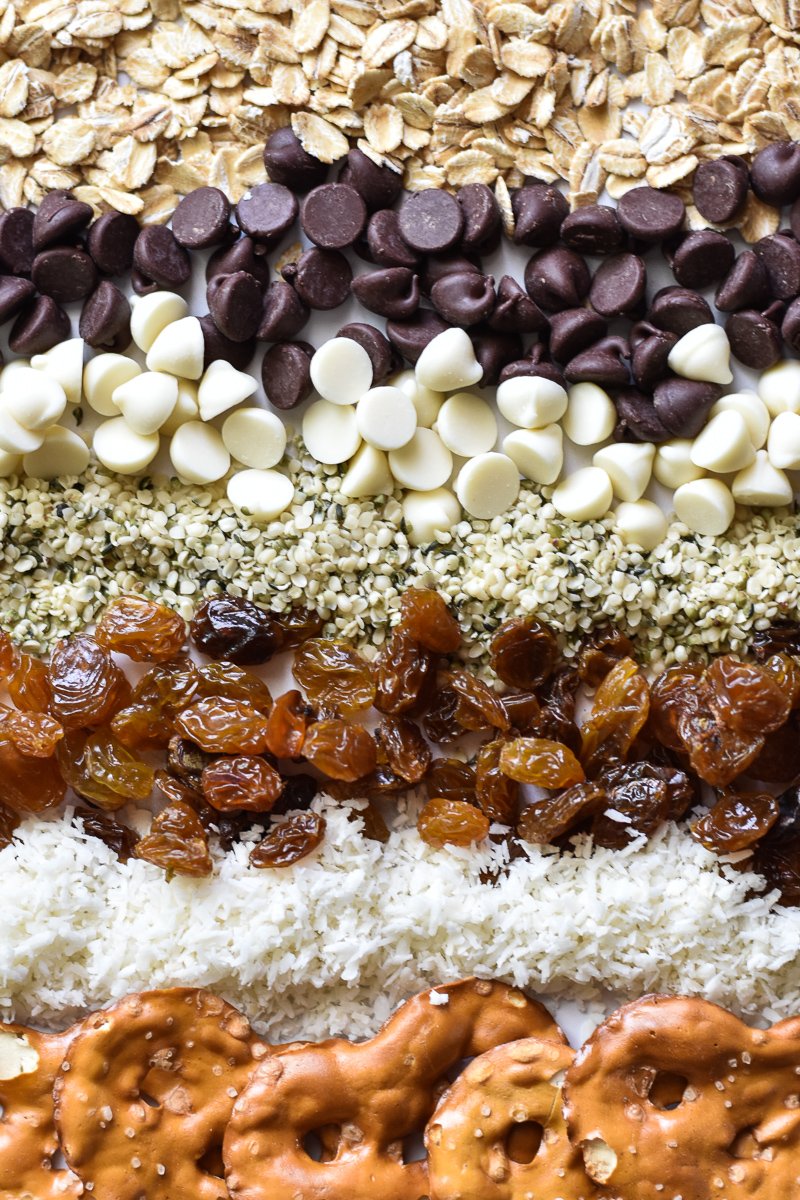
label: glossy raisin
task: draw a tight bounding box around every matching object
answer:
[95,595,186,662]
[0,799,20,848]
[0,703,63,757]
[377,716,430,783]
[190,594,283,664]
[302,720,377,781]
[577,626,635,687]
[398,588,461,653]
[352,801,390,843]
[499,737,585,788]
[271,772,318,815]
[501,692,541,733]
[593,776,670,848]
[692,792,779,853]
[763,654,800,708]
[272,605,324,649]
[75,807,139,861]
[747,717,800,784]
[446,670,510,733]
[201,754,283,812]
[132,656,199,714]
[426,758,477,804]
[750,620,800,662]
[0,741,66,813]
[8,653,52,713]
[418,796,489,848]
[373,629,435,715]
[475,739,519,826]
[518,782,606,843]
[423,687,462,743]
[58,728,155,810]
[166,735,215,789]
[580,657,650,776]
[676,682,764,788]
[111,703,173,751]
[600,761,694,822]
[649,664,705,751]
[753,836,800,906]
[48,635,130,729]
[250,811,326,868]
[135,799,213,876]
[707,655,790,737]
[266,689,310,758]
[489,617,558,689]
[194,661,273,713]
[0,629,14,679]
[175,696,271,754]
[533,669,581,755]
[293,639,375,716]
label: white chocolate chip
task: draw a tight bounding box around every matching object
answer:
[2,368,67,431]
[341,442,394,498]
[0,448,21,477]
[310,338,373,405]
[668,324,733,385]
[303,399,361,465]
[197,360,258,421]
[22,426,90,480]
[502,425,563,485]
[84,354,141,417]
[415,328,482,392]
[402,487,461,546]
[732,450,793,507]
[710,392,769,449]
[0,408,44,455]
[691,411,755,473]
[30,338,84,406]
[673,478,735,535]
[435,392,497,457]
[356,386,417,450]
[759,360,800,417]
[130,291,188,352]
[389,369,443,427]
[160,380,199,436]
[112,371,178,436]
[93,416,159,475]
[496,375,568,430]
[592,442,654,502]
[222,408,287,469]
[227,468,294,522]
[614,500,668,551]
[552,466,613,521]
[388,427,452,490]
[562,382,617,445]
[145,315,204,380]
[767,411,800,470]
[455,452,520,519]
[653,439,704,488]
[169,421,230,484]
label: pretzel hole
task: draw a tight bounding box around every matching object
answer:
[507,1121,544,1163]
[198,1145,226,1178]
[648,1072,689,1109]
[302,1128,340,1161]
[140,1090,160,1108]
[730,1128,759,1159]
[401,1134,426,1163]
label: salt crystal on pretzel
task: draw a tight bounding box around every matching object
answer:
[0,1022,83,1200]
[223,977,563,1200]
[53,988,270,1200]
[563,994,800,1200]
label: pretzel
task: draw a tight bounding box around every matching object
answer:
[0,1022,83,1200]
[426,1037,603,1200]
[563,994,800,1200]
[223,978,563,1200]
[53,988,270,1200]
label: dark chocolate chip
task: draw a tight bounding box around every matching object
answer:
[385,309,450,364]
[257,280,309,342]
[206,236,271,288]
[365,209,418,268]
[589,252,646,318]
[32,247,97,304]
[133,226,190,288]
[693,156,749,224]
[351,267,420,320]
[617,186,685,242]
[397,190,464,254]
[754,232,800,300]
[630,322,677,390]
[548,308,607,362]
[612,388,672,443]
[430,270,494,327]
[261,340,314,409]
[0,275,35,324]
[9,295,70,355]
[498,344,565,389]
[198,313,255,371]
[669,230,734,289]
[419,252,480,297]
[87,211,139,276]
[646,286,714,336]
[653,377,722,438]
[286,247,352,310]
[511,184,567,247]
[458,182,501,253]
[338,148,402,211]
[236,182,298,246]
[131,268,159,296]
[301,183,367,249]
[714,249,771,312]
[560,204,625,255]
[337,322,397,383]
[172,186,232,249]
[207,271,263,342]
[263,127,328,193]
[471,328,523,387]
[0,208,34,276]
[79,280,131,351]
[32,190,92,252]
[524,246,591,312]
[750,141,800,207]
[564,335,630,387]
[782,296,800,354]
[488,274,547,334]
[725,309,782,370]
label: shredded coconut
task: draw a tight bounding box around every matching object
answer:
[1,800,799,1042]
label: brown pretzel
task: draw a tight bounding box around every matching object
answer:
[426,1037,603,1200]
[0,1022,83,1200]
[564,994,800,1200]
[53,988,270,1200]
[224,978,563,1200]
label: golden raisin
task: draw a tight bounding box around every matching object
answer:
[194,660,273,713]
[58,728,155,811]
[398,588,461,653]
[417,797,489,848]
[580,657,650,776]
[175,696,271,754]
[489,617,558,689]
[135,800,213,877]
[0,799,20,848]
[8,653,52,713]
[265,689,310,758]
[0,629,15,679]
[250,812,326,868]
[95,595,187,662]
[476,739,519,826]
[518,782,606,844]
[201,755,283,813]
[293,638,375,716]
[48,636,130,729]
[0,703,63,757]
[499,737,585,788]
[446,670,510,733]
[707,655,790,737]
[374,629,435,715]
[303,720,377,781]
[692,792,779,853]
[0,741,66,814]
[377,716,430,783]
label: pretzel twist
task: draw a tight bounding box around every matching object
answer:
[223,978,564,1200]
